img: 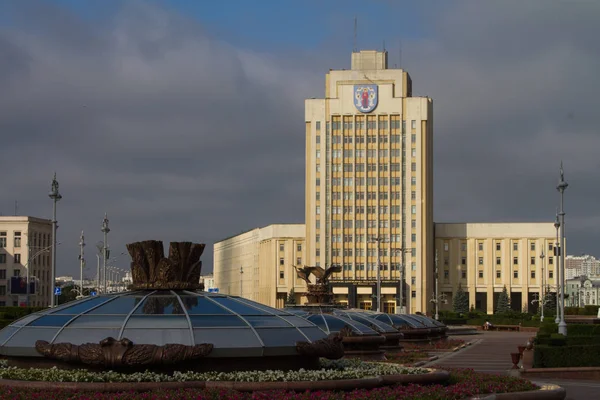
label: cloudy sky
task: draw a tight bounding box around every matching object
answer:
[1,0,599,278]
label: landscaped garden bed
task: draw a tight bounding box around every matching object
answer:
[384,350,431,365]
[0,368,541,399]
[403,339,466,352]
[0,359,424,383]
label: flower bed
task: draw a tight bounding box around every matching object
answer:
[384,350,431,365]
[0,368,539,399]
[403,339,465,351]
[0,359,425,383]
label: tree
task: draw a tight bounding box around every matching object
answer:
[496,285,511,314]
[453,284,469,315]
[57,284,91,305]
[286,288,296,305]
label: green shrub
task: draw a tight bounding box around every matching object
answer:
[584,305,600,315]
[441,318,467,325]
[567,324,600,336]
[548,333,566,346]
[534,344,600,368]
[0,307,45,321]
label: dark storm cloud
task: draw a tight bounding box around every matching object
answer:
[1,0,598,278]
[399,1,600,254]
[0,1,317,275]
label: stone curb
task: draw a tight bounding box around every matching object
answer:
[468,383,566,400]
[0,369,450,393]
[520,366,600,381]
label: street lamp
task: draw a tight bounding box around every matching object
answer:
[540,250,545,322]
[434,249,439,320]
[557,162,568,336]
[48,173,62,307]
[397,247,411,314]
[371,237,384,312]
[240,266,244,297]
[554,211,560,324]
[101,214,110,294]
[95,241,103,291]
[78,231,85,300]
[23,242,58,306]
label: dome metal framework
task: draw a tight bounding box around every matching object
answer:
[0,290,327,359]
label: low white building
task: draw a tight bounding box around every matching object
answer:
[566,276,600,307]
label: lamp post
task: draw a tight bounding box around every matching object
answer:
[557,162,568,336]
[48,173,62,307]
[78,231,85,300]
[240,266,243,297]
[540,250,545,322]
[398,247,411,314]
[371,237,383,312]
[95,241,103,292]
[554,212,560,324]
[23,242,56,306]
[101,214,110,294]
[435,249,439,320]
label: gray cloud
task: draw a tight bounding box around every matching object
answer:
[1,0,599,280]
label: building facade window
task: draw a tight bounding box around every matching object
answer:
[14,254,21,264]
[0,254,5,264]
[0,232,6,248]
[14,232,21,248]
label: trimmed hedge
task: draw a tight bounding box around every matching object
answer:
[534,344,600,368]
[441,318,468,325]
[565,305,600,316]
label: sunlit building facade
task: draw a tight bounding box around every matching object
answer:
[434,223,559,314]
[0,216,53,307]
[213,224,307,308]
[304,50,433,314]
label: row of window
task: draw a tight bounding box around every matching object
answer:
[316,176,418,187]
[323,134,417,144]
[317,248,417,258]
[318,149,408,159]
[333,163,409,172]
[323,191,406,200]
[0,231,50,249]
[447,255,555,266]
[278,243,302,252]
[316,119,416,132]
[315,214,417,229]
[445,241,555,252]
[443,269,554,280]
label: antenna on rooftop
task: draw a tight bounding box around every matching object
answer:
[14,201,18,216]
[398,39,402,68]
[353,16,357,52]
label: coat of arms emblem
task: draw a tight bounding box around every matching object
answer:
[354,84,378,113]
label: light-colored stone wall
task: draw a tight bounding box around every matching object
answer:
[434,222,559,314]
[213,224,306,308]
[0,216,53,307]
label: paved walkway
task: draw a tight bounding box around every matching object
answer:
[423,331,600,399]
[426,331,531,374]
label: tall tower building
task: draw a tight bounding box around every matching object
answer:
[304,50,434,314]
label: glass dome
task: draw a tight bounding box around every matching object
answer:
[332,311,398,334]
[370,313,421,329]
[0,291,328,358]
[305,314,379,336]
[282,308,311,317]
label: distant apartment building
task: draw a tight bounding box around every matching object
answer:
[0,216,53,307]
[213,224,306,308]
[565,255,600,279]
